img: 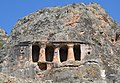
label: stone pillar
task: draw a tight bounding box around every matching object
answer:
[80,44,92,60]
[53,45,60,63]
[80,44,86,60]
[38,44,46,62]
[29,44,33,63]
[67,44,75,61]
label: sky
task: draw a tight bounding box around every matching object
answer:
[0,0,120,35]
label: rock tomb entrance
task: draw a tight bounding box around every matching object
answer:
[31,41,92,70]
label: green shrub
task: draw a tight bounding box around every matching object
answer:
[111,25,116,29]
[0,40,3,48]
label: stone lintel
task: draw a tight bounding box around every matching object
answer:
[31,40,89,45]
[16,40,90,47]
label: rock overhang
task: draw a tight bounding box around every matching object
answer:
[10,2,117,44]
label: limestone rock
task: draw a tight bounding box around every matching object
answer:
[0,28,8,48]
[2,2,120,83]
[0,28,9,72]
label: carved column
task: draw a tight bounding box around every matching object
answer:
[38,44,46,62]
[81,44,92,60]
[29,44,33,63]
[53,45,60,63]
[80,44,86,60]
[67,44,75,61]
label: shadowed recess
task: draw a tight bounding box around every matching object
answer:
[74,45,81,60]
[60,45,68,62]
[45,45,54,62]
[32,45,40,62]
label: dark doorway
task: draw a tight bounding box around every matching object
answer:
[45,45,54,62]
[60,45,68,62]
[32,45,40,62]
[74,45,81,60]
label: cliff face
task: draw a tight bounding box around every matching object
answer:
[0,2,120,83]
[0,28,8,55]
[0,28,8,72]
[10,3,119,45]
[0,28,8,48]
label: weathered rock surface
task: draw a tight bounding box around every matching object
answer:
[10,3,120,44]
[45,62,103,83]
[0,28,9,72]
[1,2,120,83]
[0,28,8,48]
[0,72,53,83]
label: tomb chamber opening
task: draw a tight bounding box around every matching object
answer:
[74,45,81,60]
[60,45,68,62]
[32,45,40,62]
[45,45,54,62]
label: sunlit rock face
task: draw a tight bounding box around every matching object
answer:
[1,2,120,83]
[0,28,8,57]
[0,28,9,72]
[0,28,8,47]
